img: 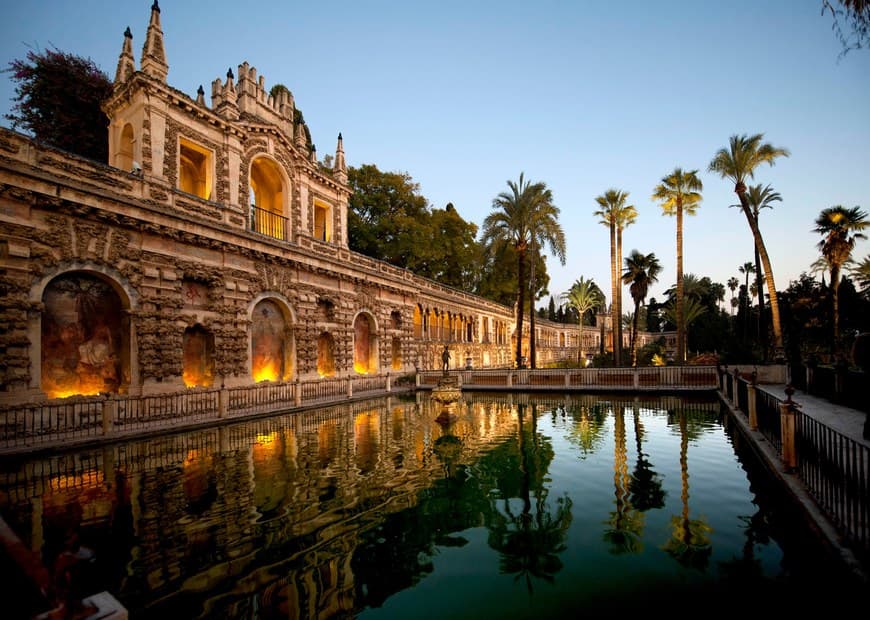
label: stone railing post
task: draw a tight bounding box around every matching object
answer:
[102,396,117,435]
[780,385,798,471]
[747,383,758,430]
[218,387,228,419]
[633,368,639,389]
[386,373,392,393]
[507,371,513,388]
[347,378,353,398]
[295,379,302,407]
[732,368,740,408]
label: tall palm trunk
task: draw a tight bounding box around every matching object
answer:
[609,221,619,365]
[515,246,527,368]
[736,185,783,354]
[616,226,625,366]
[754,244,766,359]
[529,251,537,369]
[630,301,640,367]
[831,262,842,354]
[676,205,685,364]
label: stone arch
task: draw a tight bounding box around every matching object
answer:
[249,155,289,240]
[116,123,136,172]
[38,270,132,398]
[182,324,215,388]
[413,305,423,339]
[353,311,378,374]
[249,296,296,382]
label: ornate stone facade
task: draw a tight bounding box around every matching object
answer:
[0,3,650,405]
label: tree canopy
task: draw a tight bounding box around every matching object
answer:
[4,47,113,162]
[347,164,482,291]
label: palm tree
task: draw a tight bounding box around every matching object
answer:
[743,184,782,357]
[727,277,739,315]
[709,133,790,357]
[528,201,566,368]
[482,173,565,369]
[813,205,869,354]
[664,297,707,360]
[594,189,637,366]
[561,277,605,365]
[848,254,870,294]
[622,250,661,366]
[652,168,703,364]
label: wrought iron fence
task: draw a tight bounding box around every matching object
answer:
[722,371,869,563]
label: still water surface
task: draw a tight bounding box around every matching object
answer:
[0,392,862,618]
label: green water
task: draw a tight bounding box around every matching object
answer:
[0,392,862,618]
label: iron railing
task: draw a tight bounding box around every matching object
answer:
[721,370,869,563]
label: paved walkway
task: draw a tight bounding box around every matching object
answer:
[757,383,870,446]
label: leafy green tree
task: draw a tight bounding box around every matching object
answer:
[547,296,556,321]
[709,133,790,358]
[348,164,429,263]
[4,47,113,162]
[476,244,523,306]
[427,202,480,290]
[482,173,564,368]
[652,168,703,364]
[622,250,661,366]
[347,165,481,290]
[561,277,605,365]
[813,205,869,353]
[594,189,637,366]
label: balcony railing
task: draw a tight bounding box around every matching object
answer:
[250,204,288,241]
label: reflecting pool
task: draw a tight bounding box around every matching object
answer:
[0,392,863,618]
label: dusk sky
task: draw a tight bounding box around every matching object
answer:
[2,1,868,310]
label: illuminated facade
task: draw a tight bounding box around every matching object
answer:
[0,3,670,406]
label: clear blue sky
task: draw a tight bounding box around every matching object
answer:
[2,1,868,309]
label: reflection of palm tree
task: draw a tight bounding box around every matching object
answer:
[603,405,644,554]
[662,410,712,569]
[487,404,572,592]
[564,402,609,458]
[628,404,666,512]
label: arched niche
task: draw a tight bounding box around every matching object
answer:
[40,271,129,398]
[182,324,215,388]
[391,336,402,371]
[251,298,294,383]
[317,331,336,377]
[353,312,378,374]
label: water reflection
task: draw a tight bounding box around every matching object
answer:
[0,392,861,618]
